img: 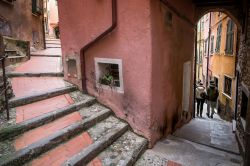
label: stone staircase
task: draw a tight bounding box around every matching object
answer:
[0,39,148,166]
[0,89,147,166]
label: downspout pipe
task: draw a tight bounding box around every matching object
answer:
[206,12,212,87]
[80,0,117,93]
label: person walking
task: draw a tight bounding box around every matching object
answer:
[195,82,206,117]
[206,80,219,118]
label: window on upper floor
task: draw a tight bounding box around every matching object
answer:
[214,76,219,89]
[215,23,222,53]
[210,35,214,54]
[225,19,234,55]
[0,0,15,5]
[32,0,42,15]
[224,75,232,97]
[204,39,207,54]
[201,20,204,31]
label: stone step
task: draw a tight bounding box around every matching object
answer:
[45,41,61,44]
[30,54,61,57]
[0,93,96,142]
[9,85,78,108]
[0,108,114,166]
[61,117,129,166]
[88,131,148,166]
[46,44,61,48]
[27,116,128,166]
[6,72,64,78]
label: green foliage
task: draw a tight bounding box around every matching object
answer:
[99,74,113,86]
[16,40,28,50]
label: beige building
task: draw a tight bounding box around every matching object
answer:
[44,0,59,37]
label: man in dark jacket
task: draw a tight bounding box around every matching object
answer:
[206,80,219,118]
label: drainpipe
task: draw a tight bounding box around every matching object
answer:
[194,26,198,118]
[42,1,46,49]
[198,20,201,82]
[80,0,117,93]
[206,12,212,87]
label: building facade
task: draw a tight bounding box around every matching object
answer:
[197,12,237,121]
[44,0,59,37]
[209,12,237,121]
[0,0,45,49]
[196,16,204,83]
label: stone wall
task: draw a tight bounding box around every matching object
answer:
[236,6,250,165]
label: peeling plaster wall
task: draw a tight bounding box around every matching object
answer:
[0,0,44,49]
[58,0,153,143]
[149,0,195,144]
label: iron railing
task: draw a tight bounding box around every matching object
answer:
[0,54,9,120]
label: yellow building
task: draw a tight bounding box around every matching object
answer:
[209,12,237,120]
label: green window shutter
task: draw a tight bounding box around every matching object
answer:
[215,23,222,53]
[211,36,214,53]
[32,0,37,13]
[225,19,234,54]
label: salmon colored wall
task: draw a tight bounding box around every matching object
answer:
[150,0,195,143]
[58,0,153,143]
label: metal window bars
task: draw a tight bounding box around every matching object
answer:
[0,54,9,120]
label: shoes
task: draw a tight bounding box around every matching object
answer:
[206,113,209,118]
[211,115,213,119]
[200,114,202,118]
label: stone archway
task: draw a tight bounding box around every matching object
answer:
[193,1,250,165]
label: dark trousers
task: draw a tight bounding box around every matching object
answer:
[196,98,205,116]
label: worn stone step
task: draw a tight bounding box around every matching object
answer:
[0,94,96,142]
[6,72,64,78]
[88,131,148,166]
[0,109,114,166]
[62,117,129,166]
[27,116,128,166]
[46,44,61,48]
[46,41,61,45]
[9,85,78,108]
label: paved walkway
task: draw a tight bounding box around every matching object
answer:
[136,103,243,166]
[136,135,242,166]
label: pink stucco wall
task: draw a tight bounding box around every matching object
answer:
[58,0,153,142]
[150,0,195,143]
[58,0,195,146]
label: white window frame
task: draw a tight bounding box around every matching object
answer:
[213,75,219,90]
[223,75,233,99]
[94,58,124,93]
